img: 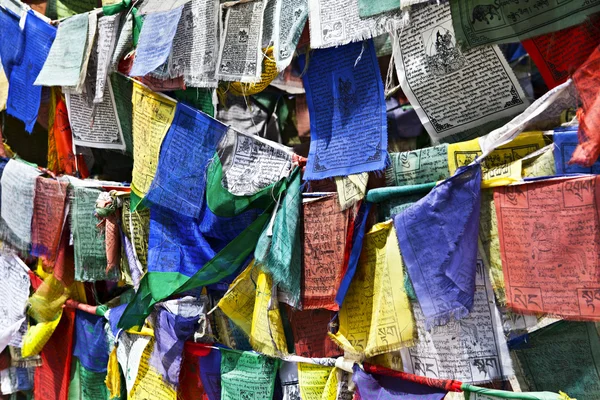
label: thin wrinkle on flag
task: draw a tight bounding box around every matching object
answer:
[394,163,482,329]
[299,39,387,180]
[145,102,228,218]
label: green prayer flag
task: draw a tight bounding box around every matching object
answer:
[174,88,214,118]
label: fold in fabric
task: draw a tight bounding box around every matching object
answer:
[353,364,448,399]
[394,163,482,329]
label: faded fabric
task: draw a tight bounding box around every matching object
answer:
[178,342,221,400]
[394,163,482,329]
[31,177,69,263]
[288,309,340,358]
[0,160,41,251]
[5,11,56,132]
[72,186,119,282]
[299,39,387,180]
[149,307,197,387]
[73,310,109,373]
[353,365,447,400]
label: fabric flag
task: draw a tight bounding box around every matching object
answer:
[288,308,340,358]
[354,367,446,399]
[570,44,600,166]
[118,160,292,330]
[522,14,600,90]
[512,321,600,399]
[5,11,56,132]
[72,310,109,373]
[34,13,88,87]
[174,88,215,117]
[255,167,302,308]
[335,201,370,307]
[129,6,183,77]
[52,95,79,176]
[130,82,177,200]
[129,338,178,400]
[34,308,75,400]
[394,163,482,329]
[218,263,288,357]
[0,60,8,112]
[68,358,111,400]
[71,186,119,282]
[297,363,335,400]
[0,7,23,82]
[332,220,415,358]
[355,364,449,399]
[553,128,600,174]
[220,349,279,399]
[179,342,221,400]
[299,39,387,180]
[0,252,30,351]
[122,197,150,269]
[31,177,69,263]
[0,159,41,251]
[302,194,352,310]
[145,102,228,218]
[149,306,198,387]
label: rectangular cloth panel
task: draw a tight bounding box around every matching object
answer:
[331,220,415,358]
[129,6,183,77]
[34,13,88,87]
[394,163,482,329]
[302,194,351,310]
[0,159,42,251]
[6,11,56,133]
[391,1,528,142]
[220,349,279,400]
[385,144,450,187]
[72,186,119,282]
[299,39,387,180]
[72,310,109,374]
[33,308,75,400]
[553,129,600,174]
[495,176,600,320]
[145,102,228,218]
[450,0,600,48]
[0,7,24,81]
[522,14,600,90]
[448,131,547,188]
[513,321,600,399]
[30,177,69,262]
[0,253,30,350]
[130,82,177,199]
[400,252,514,384]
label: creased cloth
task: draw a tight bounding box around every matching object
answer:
[179,342,221,400]
[353,364,448,399]
[145,102,227,218]
[5,11,56,132]
[31,177,69,263]
[72,310,109,373]
[71,186,119,282]
[394,163,482,329]
[570,44,600,167]
[255,168,302,308]
[299,39,387,180]
[1,160,41,251]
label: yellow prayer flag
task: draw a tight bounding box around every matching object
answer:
[331,221,415,358]
[105,346,121,398]
[298,363,334,400]
[131,82,176,198]
[218,262,287,356]
[21,310,62,357]
[447,131,546,188]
